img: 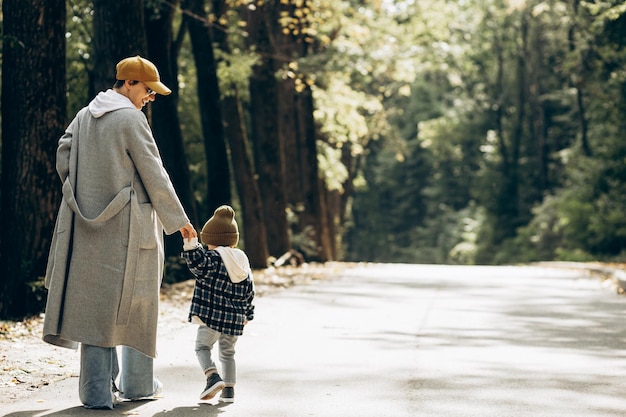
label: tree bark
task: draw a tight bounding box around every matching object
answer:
[182,0,231,216]
[246,1,291,258]
[568,0,592,157]
[271,1,302,210]
[0,0,67,318]
[212,0,270,268]
[92,0,146,96]
[145,1,199,257]
[297,89,334,261]
[224,90,270,268]
[271,2,304,254]
[271,2,332,261]
[506,11,528,233]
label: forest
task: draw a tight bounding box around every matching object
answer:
[0,0,625,319]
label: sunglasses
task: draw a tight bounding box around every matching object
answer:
[144,85,156,96]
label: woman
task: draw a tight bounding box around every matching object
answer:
[43,56,196,409]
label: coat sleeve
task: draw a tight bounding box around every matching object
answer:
[56,117,77,182]
[125,112,189,235]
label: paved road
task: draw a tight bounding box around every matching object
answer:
[4,264,626,416]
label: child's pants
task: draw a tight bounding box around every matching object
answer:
[195,325,239,385]
[79,344,159,409]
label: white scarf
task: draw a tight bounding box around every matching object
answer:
[88,89,136,118]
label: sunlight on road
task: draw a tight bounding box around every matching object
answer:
[4,263,626,417]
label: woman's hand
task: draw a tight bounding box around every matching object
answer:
[179,222,197,239]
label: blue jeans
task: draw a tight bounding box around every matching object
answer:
[195,325,238,385]
[79,344,159,409]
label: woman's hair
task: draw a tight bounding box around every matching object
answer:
[113,80,139,88]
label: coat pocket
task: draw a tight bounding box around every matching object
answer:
[139,203,158,249]
[121,202,157,249]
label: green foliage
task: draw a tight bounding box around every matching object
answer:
[214,47,259,99]
[163,256,194,285]
[9,0,626,279]
[496,145,626,264]
[342,0,626,266]
[312,76,382,190]
[176,32,207,217]
[345,131,431,262]
[66,0,93,116]
[557,151,626,255]
[25,278,48,309]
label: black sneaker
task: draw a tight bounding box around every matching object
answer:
[200,373,225,400]
[219,386,235,403]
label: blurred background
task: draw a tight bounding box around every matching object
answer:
[1,0,625,318]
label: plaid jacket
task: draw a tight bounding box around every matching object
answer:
[182,246,255,336]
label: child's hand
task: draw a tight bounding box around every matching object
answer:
[179,222,197,239]
[183,237,199,251]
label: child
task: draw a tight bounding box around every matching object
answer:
[181,205,255,403]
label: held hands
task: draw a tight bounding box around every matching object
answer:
[182,237,199,251]
[181,223,200,251]
[179,222,197,239]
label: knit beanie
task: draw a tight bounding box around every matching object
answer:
[200,205,239,247]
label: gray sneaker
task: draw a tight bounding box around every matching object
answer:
[219,386,235,403]
[200,373,225,400]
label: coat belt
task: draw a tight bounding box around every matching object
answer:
[62,179,139,326]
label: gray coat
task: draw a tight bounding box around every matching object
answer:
[43,102,188,357]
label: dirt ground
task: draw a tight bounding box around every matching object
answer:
[0,263,347,407]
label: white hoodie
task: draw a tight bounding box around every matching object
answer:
[183,238,252,283]
[88,89,136,118]
[215,246,252,284]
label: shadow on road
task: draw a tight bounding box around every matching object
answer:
[151,403,228,417]
[2,402,148,417]
[2,401,230,417]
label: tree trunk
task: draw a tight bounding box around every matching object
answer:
[340,143,356,227]
[297,89,334,261]
[270,2,333,261]
[212,0,270,268]
[270,1,301,209]
[145,1,199,257]
[278,76,304,218]
[0,0,66,318]
[492,11,528,245]
[92,0,146,96]
[575,88,590,156]
[246,1,291,258]
[506,11,528,233]
[528,21,548,193]
[224,90,270,268]
[335,143,358,259]
[182,0,231,217]
[271,3,304,254]
[568,0,592,157]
